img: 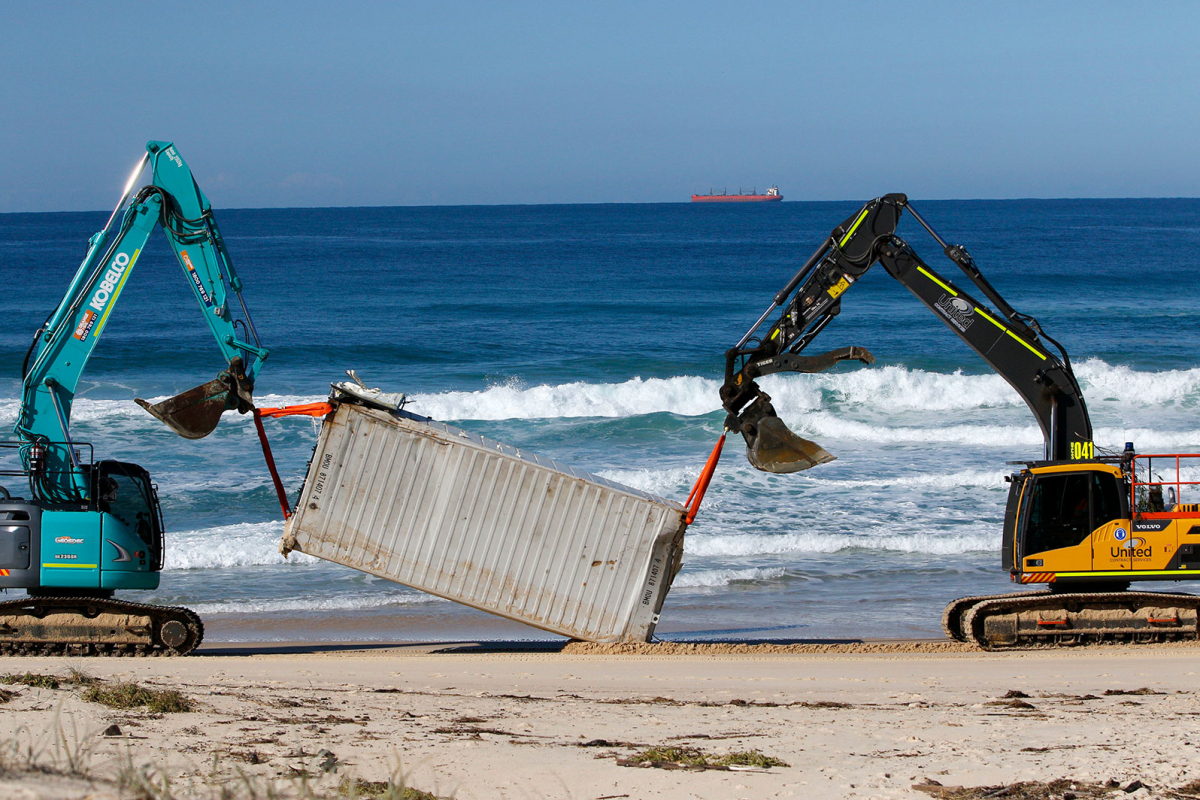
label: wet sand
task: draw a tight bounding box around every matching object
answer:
[2,639,1200,799]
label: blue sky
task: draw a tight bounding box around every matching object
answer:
[2,2,1197,211]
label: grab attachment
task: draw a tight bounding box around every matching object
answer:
[135,357,254,440]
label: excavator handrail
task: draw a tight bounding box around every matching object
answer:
[1131,453,1200,517]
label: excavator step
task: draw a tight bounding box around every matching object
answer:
[950,591,1200,650]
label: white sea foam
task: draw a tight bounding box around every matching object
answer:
[785,414,1200,450]
[2,360,1200,427]
[791,413,1043,446]
[673,566,786,588]
[164,520,316,570]
[595,466,698,495]
[808,469,1006,490]
[409,376,720,420]
[189,592,443,616]
[598,466,1010,500]
[685,530,995,557]
[0,393,325,428]
[400,361,1200,422]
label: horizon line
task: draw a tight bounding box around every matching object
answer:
[3,195,1198,216]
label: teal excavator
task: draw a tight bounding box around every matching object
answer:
[0,142,269,655]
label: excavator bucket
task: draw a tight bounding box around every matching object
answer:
[135,377,234,440]
[724,347,871,473]
[745,415,835,473]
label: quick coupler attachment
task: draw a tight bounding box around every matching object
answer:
[135,358,254,440]
[733,393,834,474]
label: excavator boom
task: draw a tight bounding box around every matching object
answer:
[16,141,268,503]
[721,193,1092,471]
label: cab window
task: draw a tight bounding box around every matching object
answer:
[1091,471,1123,528]
[1024,470,1125,556]
[96,465,158,547]
[1024,473,1090,554]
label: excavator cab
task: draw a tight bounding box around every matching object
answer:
[90,461,165,571]
[1006,464,1129,584]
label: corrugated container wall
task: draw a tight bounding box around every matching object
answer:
[281,401,688,642]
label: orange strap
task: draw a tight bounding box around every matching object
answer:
[256,402,334,419]
[252,408,292,520]
[684,431,726,525]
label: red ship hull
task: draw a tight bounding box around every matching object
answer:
[691,193,783,202]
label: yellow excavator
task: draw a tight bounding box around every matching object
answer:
[721,194,1200,648]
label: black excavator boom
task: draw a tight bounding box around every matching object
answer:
[720,194,1093,472]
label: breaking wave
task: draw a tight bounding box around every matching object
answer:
[0,359,1198,427]
[685,530,996,557]
[387,359,1200,421]
[597,466,1013,499]
[189,592,443,616]
[673,566,787,588]
[164,520,317,570]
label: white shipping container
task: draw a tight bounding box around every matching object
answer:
[280,395,688,642]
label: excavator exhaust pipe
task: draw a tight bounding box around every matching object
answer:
[135,359,254,440]
[745,415,835,473]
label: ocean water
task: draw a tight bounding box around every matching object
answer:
[1,198,1199,642]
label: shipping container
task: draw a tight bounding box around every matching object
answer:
[280,392,688,642]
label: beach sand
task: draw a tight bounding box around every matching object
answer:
[1,640,1199,799]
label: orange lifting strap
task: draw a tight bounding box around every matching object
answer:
[256,402,334,418]
[684,431,726,525]
[252,408,292,520]
[250,402,335,521]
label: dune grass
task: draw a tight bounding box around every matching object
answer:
[81,681,193,713]
[625,745,789,769]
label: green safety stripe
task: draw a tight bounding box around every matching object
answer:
[916,266,957,296]
[972,306,1047,361]
[839,209,870,247]
[43,563,98,569]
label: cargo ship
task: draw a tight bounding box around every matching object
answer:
[691,186,782,203]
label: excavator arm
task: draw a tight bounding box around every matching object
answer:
[721,193,1093,472]
[15,141,269,503]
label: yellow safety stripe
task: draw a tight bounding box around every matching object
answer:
[972,306,1047,361]
[43,563,98,569]
[1031,463,1122,476]
[916,266,957,296]
[1057,570,1200,578]
[93,248,140,338]
[839,209,870,247]
[1005,329,1047,360]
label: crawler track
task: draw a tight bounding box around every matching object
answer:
[942,590,1047,641]
[0,596,203,657]
[949,591,1200,650]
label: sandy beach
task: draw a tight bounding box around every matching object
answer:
[1,640,1199,799]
